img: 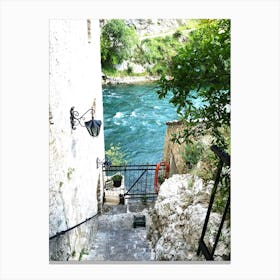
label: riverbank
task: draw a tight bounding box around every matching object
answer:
[102,74,160,85]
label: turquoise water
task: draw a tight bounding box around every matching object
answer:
[102,83,178,164]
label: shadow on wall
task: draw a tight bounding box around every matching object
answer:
[71,139,77,158]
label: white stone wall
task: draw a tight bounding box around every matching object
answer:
[49,19,104,239]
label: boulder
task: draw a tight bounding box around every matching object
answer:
[147,174,230,261]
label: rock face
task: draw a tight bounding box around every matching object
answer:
[100,19,187,38]
[125,19,187,37]
[147,174,230,261]
[163,120,188,175]
[49,19,105,260]
[49,215,99,261]
[162,121,213,176]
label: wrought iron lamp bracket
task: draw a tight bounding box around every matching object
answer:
[96,157,111,169]
[70,106,95,130]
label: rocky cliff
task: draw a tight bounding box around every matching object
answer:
[163,120,188,175]
[100,19,187,38]
[125,19,187,37]
[146,174,230,261]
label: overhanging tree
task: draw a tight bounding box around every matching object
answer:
[157,19,230,149]
[101,19,138,67]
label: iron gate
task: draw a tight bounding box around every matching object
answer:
[103,163,169,203]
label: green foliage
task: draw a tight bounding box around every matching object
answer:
[184,19,205,30]
[212,168,230,215]
[105,144,126,166]
[173,30,183,39]
[102,65,118,77]
[193,144,219,182]
[67,167,75,180]
[186,129,229,184]
[158,175,165,184]
[182,134,228,183]
[134,36,181,75]
[101,19,138,67]
[112,174,122,181]
[101,20,192,77]
[78,248,88,261]
[157,19,230,148]
[102,65,147,78]
[127,63,134,75]
[183,142,204,168]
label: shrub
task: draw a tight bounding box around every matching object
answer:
[183,142,204,168]
[127,64,134,75]
[212,167,230,216]
[101,19,138,67]
[173,30,182,39]
[158,175,165,184]
[105,144,126,166]
[157,19,230,149]
[112,174,122,181]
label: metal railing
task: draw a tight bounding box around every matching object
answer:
[197,145,231,260]
[103,164,164,201]
[49,211,101,240]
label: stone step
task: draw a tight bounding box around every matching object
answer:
[85,206,153,261]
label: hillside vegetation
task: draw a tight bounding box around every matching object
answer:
[100,19,191,77]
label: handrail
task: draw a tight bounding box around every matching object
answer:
[49,211,101,240]
[197,145,230,260]
[211,145,230,167]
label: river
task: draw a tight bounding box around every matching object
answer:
[102,83,178,164]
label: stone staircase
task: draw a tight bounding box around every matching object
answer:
[85,204,154,261]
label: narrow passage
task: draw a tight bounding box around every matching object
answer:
[85,204,153,261]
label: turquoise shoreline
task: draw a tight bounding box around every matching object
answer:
[102,75,160,85]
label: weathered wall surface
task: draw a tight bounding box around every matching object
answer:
[49,19,104,260]
[49,216,99,261]
[163,120,187,175]
[147,174,230,261]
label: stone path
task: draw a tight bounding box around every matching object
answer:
[86,204,154,262]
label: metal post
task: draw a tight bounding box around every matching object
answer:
[197,160,223,256]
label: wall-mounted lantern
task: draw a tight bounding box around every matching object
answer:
[70,106,102,137]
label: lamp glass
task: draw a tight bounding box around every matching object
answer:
[85,119,102,137]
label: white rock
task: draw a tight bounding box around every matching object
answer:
[115,61,128,71]
[148,174,230,261]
